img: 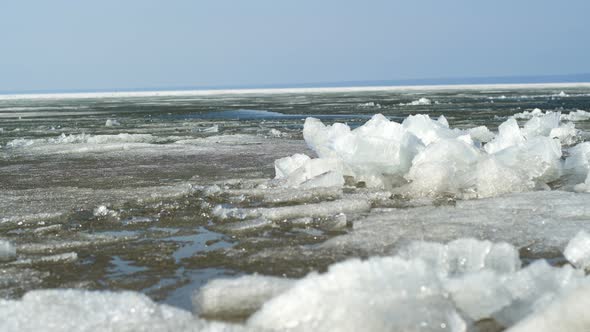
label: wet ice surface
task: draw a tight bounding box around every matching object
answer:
[2,84,590,331]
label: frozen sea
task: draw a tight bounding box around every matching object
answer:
[2,83,590,331]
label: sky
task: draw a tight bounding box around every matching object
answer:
[1,0,589,92]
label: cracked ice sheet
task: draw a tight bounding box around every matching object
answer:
[321,190,590,255]
[0,184,197,227]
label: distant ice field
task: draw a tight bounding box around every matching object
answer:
[1,84,590,331]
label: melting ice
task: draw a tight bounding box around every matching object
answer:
[2,85,590,331]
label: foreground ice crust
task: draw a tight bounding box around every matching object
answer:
[5,235,590,331]
[274,111,587,197]
[0,289,246,332]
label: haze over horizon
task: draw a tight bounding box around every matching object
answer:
[1,0,589,93]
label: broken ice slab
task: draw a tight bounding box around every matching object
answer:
[507,280,590,332]
[397,238,521,277]
[564,230,590,269]
[494,260,584,327]
[247,256,467,332]
[194,275,294,320]
[0,239,16,262]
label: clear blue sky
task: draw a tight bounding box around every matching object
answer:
[1,0,589,92]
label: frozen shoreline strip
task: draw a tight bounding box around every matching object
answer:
[2,82,590,100]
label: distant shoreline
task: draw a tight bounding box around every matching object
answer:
[1,81,590,101]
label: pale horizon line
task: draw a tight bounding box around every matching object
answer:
[1,81,590,101]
